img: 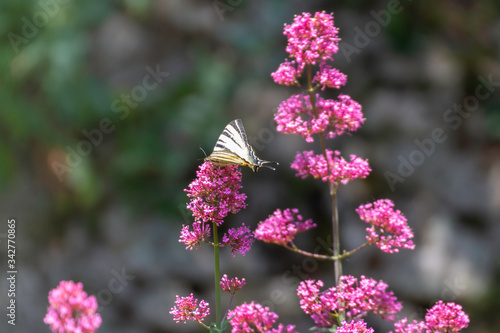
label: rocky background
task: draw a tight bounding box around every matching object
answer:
[1,0,499,332]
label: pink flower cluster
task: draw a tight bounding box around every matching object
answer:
[222,224,254,257]
[181,162,253,255]
[272,12,361,147]
[313,63,348,90]
[392,301,469,333]
[425,301,470,332]
[297,276,402,328]
[179,222,211,250]
[272,11,341,85]
[283,12,340,67]
[356,199,415,253]
[271,61,300,86]
[275,94,363,143]
[254,208,316,246]
[170,293,210,324]
[229,302,298,333]
[180,217,253,257]
[336,320,374,333]
[392,319,426,333]
[220,274,246,295]
[291,150,371,185]
[185,162,246,225]
[43,280,102,333]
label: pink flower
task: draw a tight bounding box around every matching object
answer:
[170,293,210,324]
[297,276,402,328]
[391,318,426,333]
[296,279,327,315]
[356,199,415,253]
[43,280,102,333]
[336,320,374,333]
[185,162,246,225]
[425,301,469,332]
[254,208,316,246]
[312,63,347,90]
[220,274,246,295]
[284,12,340,66]
[390,301,469,333]
[179,222,211,250]
[229,302,298,333]
[275,94,364,143]
[291,150,371,185]
[274,94,308,138]
[222,224,254,257]
[338,275,402,321]
[271,61,301,86]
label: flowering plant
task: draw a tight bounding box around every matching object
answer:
[44,280,102,333]
[169,10,469,333]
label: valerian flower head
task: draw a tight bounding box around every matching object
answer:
[356,199,415,253]
[425,301,469,332]
[284,12,340,66]
[275,94,364,143]
[336,320,374,333]
[391,318,426,333]
[229,302,298,333]
[185,162,246,225]
[43,281,102,333]
[390,301,469,333]
[313,62,348,90]
[222,223,254,257]
[271,60,300,86]
[297,276,402,328]
[254,208,316,246]
[291,150,371,185]
[179,222,211,250]
[220,274,246,295]
[170,293,210,324]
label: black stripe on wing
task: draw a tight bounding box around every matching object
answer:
[231,119,249,147]
[213,119,247,153]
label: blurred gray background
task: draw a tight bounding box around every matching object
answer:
[0,0,499,332]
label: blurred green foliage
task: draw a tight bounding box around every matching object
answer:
[0,0,244,219]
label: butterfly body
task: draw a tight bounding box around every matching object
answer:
[205,119,278,172]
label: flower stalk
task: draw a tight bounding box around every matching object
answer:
[213,221,222,327]
[307,61,342,285]
[284,239,371,261]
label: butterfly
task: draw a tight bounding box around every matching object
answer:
[204,119,278,172]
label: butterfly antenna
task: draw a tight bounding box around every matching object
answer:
[199,146,208,158]
[260,160,279,171]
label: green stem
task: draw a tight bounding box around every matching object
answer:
[285,244,335,260]
[213,221,221,327]
[221,294,234,323]
[331,190,342,285]
[330,189,344,323]
[199,322,211,331]
[284,240,371,261]
[337,241,371,259]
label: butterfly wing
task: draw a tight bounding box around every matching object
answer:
[205,119,278,172]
